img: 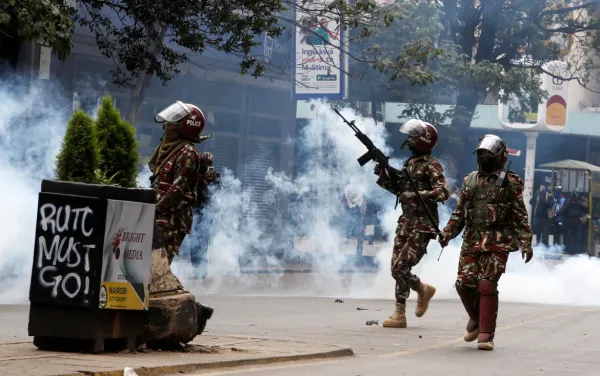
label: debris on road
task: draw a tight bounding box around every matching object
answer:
[183,344,220,353]
[335,299,344,303]
[366,320,379,326]
[124,367,139,376]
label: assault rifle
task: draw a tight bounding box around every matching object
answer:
[403,166,445,260]
[333,108,445,258]
[333,108,402,191]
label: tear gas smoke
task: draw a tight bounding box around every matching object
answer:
[0,81,67,303]
[0,84,599,307]
[175,100,600,307]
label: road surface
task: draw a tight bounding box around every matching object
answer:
[1,294,598,375]
[185,294,599,376]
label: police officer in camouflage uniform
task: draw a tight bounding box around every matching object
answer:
[375,119,449,328]
[148,101,215,264]
[439,134,533,351]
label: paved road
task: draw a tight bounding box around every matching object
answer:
[2,294,598,376]
[185,294,599,376]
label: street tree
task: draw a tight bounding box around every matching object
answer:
[0,0,73,77]
[0,0,443,128]
[350,0,600,171]
[72,0,444,127]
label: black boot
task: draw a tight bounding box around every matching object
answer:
[195,302,214,335]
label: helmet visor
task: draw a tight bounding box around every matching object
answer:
[474,135,505,155]
[154,101,191,123]
[399,120,424,137]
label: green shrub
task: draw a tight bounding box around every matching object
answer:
[55,110,99,184]
[95,94,140,188]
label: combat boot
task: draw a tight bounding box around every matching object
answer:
[415,282,436,317]
[383,303,407,328]
[477,280,499,351]
[455,284,479,342]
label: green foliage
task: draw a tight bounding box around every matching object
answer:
[349,0,446,99]
[74,0,285,86]
[0,0,441,94]
[55,110,99,184]
[355,0,600,132]
[0,0,73,61]
[95,94,140,188]
[94,168,120,186]
[68,0,444,89]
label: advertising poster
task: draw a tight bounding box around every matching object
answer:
[292,0,345,100]
[99,200,155,310]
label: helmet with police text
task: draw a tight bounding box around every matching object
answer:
[154,101,210,143]
[399,119,438,153]
[473,134,508,172]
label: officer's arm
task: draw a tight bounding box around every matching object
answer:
[375,168,403,196]
[156,151,200,212]
[420,160,450,202]
[442,175,468,239]
[507,174,533,251]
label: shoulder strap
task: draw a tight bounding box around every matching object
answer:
[464,171,478,188]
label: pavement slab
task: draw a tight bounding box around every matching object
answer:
[0,336,352,376]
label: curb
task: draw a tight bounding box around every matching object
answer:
[58,347,355,376]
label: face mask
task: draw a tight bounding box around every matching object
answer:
[406,136,421,154]
[477,154,498,173]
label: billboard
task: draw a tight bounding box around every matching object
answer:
[292,0,345,100]
[99,200,154,311]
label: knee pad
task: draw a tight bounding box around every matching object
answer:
[477,280,498,296]
[455,279,477,292]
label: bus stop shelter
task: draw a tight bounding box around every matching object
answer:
[539,159,600,256]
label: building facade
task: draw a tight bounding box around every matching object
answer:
[21,14,297,230]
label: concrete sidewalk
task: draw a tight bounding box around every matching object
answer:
[0,335,353,376]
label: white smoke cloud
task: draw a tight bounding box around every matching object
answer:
[176,100,600,307]
[1,85,599,308]
[0,81,67,303]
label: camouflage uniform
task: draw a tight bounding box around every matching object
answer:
[441,168,532,348]
[151,143,208,263]
[377,154,449,304]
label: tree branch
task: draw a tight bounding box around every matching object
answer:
[536,0,600,33]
